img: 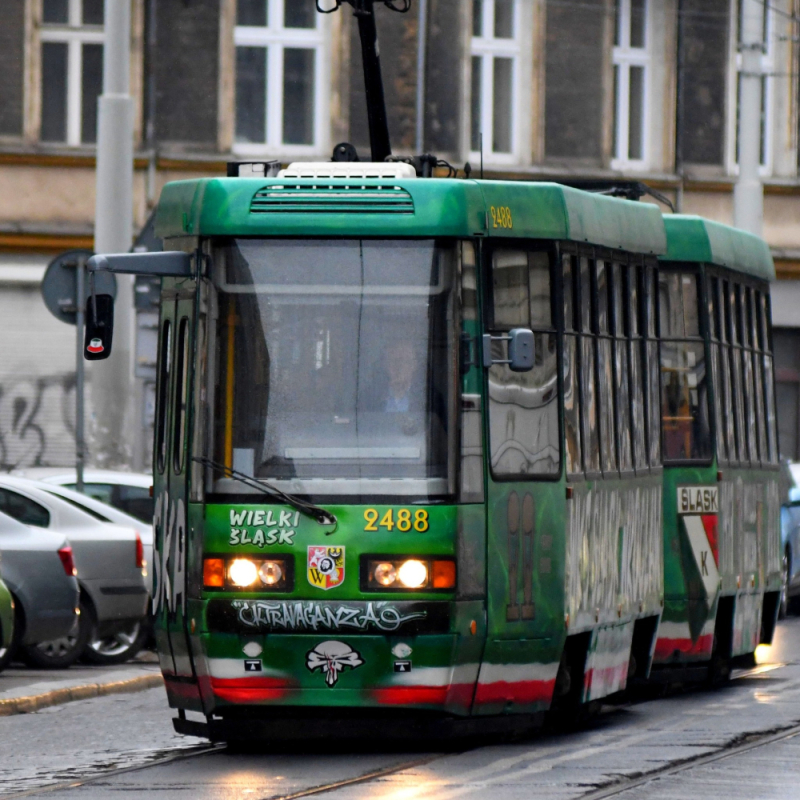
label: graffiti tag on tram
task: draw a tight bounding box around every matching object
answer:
[229,599,427,633]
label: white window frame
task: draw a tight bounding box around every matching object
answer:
[469,0,522,165]
[233,3,328,157]
[39,0,104,146]
[727,0,774,177]
[611,0,650,170]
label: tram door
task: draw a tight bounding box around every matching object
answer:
[481,245,563,709]
[153,282,197,682]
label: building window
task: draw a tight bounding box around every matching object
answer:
[731,0,773,174]
[39,0,104,145]
[470,0,520,161]
[234,0,325,152]
[612,0,649,168]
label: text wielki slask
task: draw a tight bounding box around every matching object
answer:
[229,509,300,546]
[231,600,427,632]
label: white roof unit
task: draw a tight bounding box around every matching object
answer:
[277,162,417,180]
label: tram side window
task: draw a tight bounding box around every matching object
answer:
[725,282,748,464]
[460,241,484,502]
[708,275,735,465]
[155,319,172,474]
[563,253,582,476]
[595,261,617,474]
[612,262,632,472]
[627,264,648,471]
[738,286,759,462]
[658,270,711,462]
[579,255,601,473]
[643,266,661,467]
[745,288,766,464]
[760,291,779,463]
[488,248,560,477]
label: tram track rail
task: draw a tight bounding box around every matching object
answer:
[0,663,795,800]
[578,720,800,799]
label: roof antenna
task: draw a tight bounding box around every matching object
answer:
[480,132,484,180]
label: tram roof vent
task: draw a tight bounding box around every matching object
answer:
[277,162,417,180]
[250,183,415,215]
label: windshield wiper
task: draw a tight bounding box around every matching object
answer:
[192,457,337,528]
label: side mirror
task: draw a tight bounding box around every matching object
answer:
[84,294,114,361]
[482,328,535,372]
[507,328,535,371]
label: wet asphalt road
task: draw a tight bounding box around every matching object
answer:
[2,620,800,799]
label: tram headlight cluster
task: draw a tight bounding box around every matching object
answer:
[363,557,456,591]
[203,556,292,591]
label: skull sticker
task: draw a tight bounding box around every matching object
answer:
[306,640,364,687]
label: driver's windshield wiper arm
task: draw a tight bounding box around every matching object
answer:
[192,457,337,527]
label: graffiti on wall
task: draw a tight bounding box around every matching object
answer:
[0,373,80,469]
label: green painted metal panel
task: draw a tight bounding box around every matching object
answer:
[155,177,667,254]
[479,181,666,253]
[662,215,775,282]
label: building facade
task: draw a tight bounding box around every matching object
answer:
[1,0,800,467]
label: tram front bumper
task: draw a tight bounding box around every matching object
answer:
[192,598,485,715]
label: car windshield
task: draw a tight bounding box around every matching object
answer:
[206,238,459,503]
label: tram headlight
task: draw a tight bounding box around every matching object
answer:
[203,556,292,591]
[363,557,456,591]
[258,560,284,586]
[397,559,427,588]
[229,558,258,587]
[373,562,397,586]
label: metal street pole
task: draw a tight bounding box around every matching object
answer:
[92,0,135,468]
[75,257,86,493]
[733,0,764,236]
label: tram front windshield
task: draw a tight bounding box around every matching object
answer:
[208,238,458,503]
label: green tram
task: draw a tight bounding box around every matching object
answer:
[653,216,781,676]
[85,172,780,739]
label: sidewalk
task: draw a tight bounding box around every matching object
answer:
[0,652,164,716]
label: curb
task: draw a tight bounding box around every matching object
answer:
[0,672,164,717]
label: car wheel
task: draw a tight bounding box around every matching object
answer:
[81,620,147,666]
[21,601,93,669]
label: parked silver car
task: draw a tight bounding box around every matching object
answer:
[36,483,154,665]
[0,510,80,670]
[14,469,154,524]
[0,476,148,668]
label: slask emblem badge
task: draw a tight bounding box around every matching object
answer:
[307,545,345,590]
[306,640,363,686]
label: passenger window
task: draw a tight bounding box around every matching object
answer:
[708,276,732,466]
[643,266,661,467]
[580,256,592,333]
[596,261,609,334]
[173,318,191,474]
[562,254,582,476]
[612,263,632,472]
[155,319,173,474]
[492,250,530,329]
[749,290,767,463]
[724,281,746,463]
[0,489,50,527]
[595,261,616,474]
[628,265,647,471]
[658,269,711,463]
[578,255,600,473]
[488,248,559,477]
[760,292,779,463]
